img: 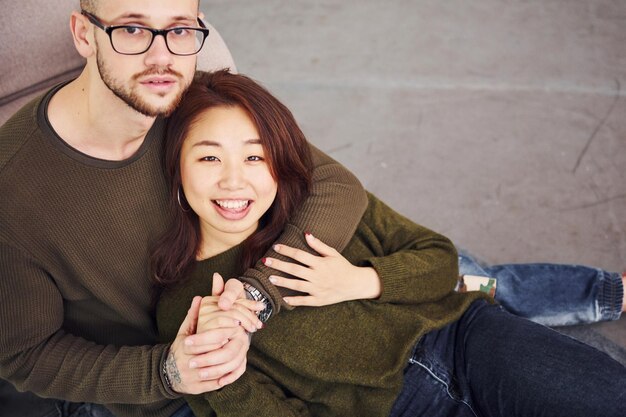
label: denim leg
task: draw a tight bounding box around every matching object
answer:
[393,300,626,417]
[389,325,478,417]
[168,403,196,417]
[58,402,117,417]
[459,301,626,417]
[457,250,623,326]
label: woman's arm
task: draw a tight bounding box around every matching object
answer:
[190,368,312,417]
[262,192,459,306]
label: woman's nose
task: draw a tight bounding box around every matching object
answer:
[218,163,246,190]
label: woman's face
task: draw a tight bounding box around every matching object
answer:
[180,105,278,256]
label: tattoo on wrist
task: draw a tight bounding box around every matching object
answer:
[165,351,182,391]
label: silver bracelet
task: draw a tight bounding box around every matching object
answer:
[162,352,174,390]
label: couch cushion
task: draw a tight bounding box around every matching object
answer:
[0,0,84,109]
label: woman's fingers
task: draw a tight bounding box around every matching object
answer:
[211,272,225,295]
[263,257,313,280]
[272,243,319,266]
[197,308,262,334]
[304,232,338,256]
[269,275,310,293]
[282,295,320,307]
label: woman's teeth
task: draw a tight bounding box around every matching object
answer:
[215,200,249,210]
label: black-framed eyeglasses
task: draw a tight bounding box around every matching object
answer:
[81,10,209,56]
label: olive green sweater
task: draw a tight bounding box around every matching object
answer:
[157,193,489,417]
[0,83,367,417]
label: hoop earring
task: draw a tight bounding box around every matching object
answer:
[177,187,190,212]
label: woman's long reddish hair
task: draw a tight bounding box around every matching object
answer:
[151,70,312,287]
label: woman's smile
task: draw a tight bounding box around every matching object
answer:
[212,199,253,220]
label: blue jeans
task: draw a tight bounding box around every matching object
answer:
[169,403,195,417]
[458,251,623,326]
[389,300,626,417]
[40,402,116,417]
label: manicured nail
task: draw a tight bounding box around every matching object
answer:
[305,232,314,240]
[263,258,272,266]
[189,361,197,369]
[273,244,280,252]
[269,276,277,284]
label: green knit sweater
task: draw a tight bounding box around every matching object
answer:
[0,82,367,417]
[157,193,489,417]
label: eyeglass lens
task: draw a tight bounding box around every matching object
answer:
[111,27,205,55]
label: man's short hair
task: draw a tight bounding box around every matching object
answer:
[80,0,97,13]
[79,1,200,14]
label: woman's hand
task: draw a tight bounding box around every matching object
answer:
[196,273,265,336]
[263,233,381,307]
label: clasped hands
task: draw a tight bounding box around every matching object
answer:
[167,233,380,394]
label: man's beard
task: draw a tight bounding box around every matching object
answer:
[95,44,188,118]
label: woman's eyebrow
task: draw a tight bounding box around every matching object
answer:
[191,139,261,147]
[192,140,220,148]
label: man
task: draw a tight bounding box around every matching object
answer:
[0,1,367,416]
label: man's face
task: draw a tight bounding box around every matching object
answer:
[91,0,199,117]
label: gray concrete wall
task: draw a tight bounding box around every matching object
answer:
[204,0,625,270]
[202,0,626,348]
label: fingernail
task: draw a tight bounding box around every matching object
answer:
[257,321,264,329]
[189,361,197,369]
[273,244,280,252]
[283,297,290,305]
[305,232,314,240]
[185,338,194,346]
[269,276,277,284]
[257,302,266,310]
[262,258,272,266]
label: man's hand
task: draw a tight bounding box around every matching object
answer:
[165,291,257,394]
[165,296,237,393]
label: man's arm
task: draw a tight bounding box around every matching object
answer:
[0,241,244,403]
[235,144,367,319]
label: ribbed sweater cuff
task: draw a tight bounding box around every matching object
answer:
[599,271,624,321]
[366,257,410,303]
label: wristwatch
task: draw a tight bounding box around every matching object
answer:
[243,282,273,323]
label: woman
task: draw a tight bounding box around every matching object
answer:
[155,70,625,417]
